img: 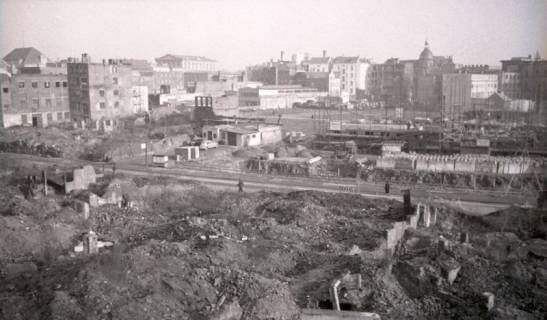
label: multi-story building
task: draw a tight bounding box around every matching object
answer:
[246,61,293,86]
[413,42,456,109]
[501,54,547,124]
[441,74,472,120]
[470,74,498,99]
[67,54,134,123]
[155,54,217,72]
[331,56,370,98]
[131,85,149,114]
[238,85,325,109]
[304,52,331,73]
[499,72,520,99]
[367,58,413,105]
[1,47,70,128]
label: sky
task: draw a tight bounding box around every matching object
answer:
[1,0,546,71]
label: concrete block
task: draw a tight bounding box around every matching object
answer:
[440,257,461,285]
[482,292,495,311]
[83,230,98,254]
[430,207,438,225]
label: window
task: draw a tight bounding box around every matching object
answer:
[21,114,28,124]
[56,99,63,107]
[112,77,118,85]
[32,81,38,88]
[47,113,53,122]
[2,87,8,93]
[57,112,62,120]
[32,98,40,108]
[55,82,61,88]
[18,81,25,88]
[20,100,27,108]
[113,89,119,96]
[99,102,106,109]
[44,81,50,88]
[114,101,119,108]
[46,99,52,107]
[62,81,68,87]
[80,77,88,84]
[64,112,70,119]
[3,104,9,110]
[99,89,105,97]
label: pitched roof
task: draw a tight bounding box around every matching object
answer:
[333,56,359,64]
[3,47,44,67]
[305,57,330,64]
[156,54,216,62]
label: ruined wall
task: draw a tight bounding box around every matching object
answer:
[65,166,97,193]
[376,152,541,175]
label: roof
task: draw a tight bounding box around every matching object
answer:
[305,57,330,64]
[219,125,259,135]
[333,56,359,64]
[488,92,510,101]
[306,72,329,79]
[3,47,43,67]
[156,54,216,63]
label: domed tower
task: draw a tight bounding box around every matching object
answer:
[418,41,434,75]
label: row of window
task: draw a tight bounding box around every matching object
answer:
[13,81,68,90]
[99,89,120,97]
[99,101,120,109]
[20,111,70,124]
[6,98,65,109]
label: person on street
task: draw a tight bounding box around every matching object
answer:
[238,179,244,193]
[384,181,390,194]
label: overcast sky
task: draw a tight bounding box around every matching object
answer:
[1,0,545,70]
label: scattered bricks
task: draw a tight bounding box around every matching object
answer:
[83,230,98,254]
[439,256,461,285]
[482,292,495,311]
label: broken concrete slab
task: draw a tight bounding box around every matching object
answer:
[527,238,547,259]
[439,256,461,285]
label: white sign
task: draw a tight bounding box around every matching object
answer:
[141,143,146,150]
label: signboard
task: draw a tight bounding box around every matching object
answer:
[329,121,342,131]
[476,139,490,147]
[141,143,146,150]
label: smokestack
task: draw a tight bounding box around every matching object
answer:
[323,50,327,58]
[280,51,284,61]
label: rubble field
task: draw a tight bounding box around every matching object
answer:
[0,166,546,320]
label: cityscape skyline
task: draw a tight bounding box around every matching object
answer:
[1,0,546,70]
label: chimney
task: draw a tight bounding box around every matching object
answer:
[280,51,284,61]
[323,50,327,58]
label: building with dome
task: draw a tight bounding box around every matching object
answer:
[414,41,456,109]
[367,42,455,110]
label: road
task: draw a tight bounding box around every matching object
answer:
[0,152,533,214]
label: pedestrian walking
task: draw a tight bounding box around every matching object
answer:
[237,179,244,193]
[112,162,116,176]
[384,181,390,194]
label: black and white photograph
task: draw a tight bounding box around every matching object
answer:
[0,0,546,319]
